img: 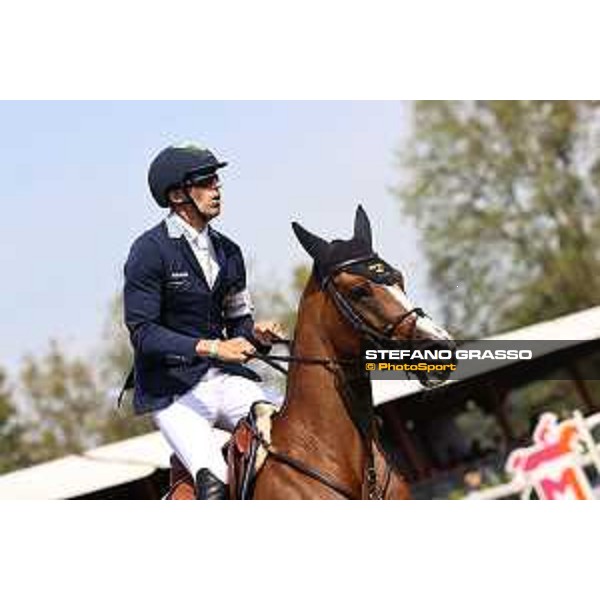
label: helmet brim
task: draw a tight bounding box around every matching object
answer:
[186,161,228,184]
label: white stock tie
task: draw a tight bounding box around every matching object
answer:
[195,236,216,288]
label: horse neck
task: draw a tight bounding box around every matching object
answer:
[279,277,369,470]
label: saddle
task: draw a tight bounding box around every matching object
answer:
[165,401,278,500]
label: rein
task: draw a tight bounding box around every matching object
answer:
[246,420,356,499]
[250,346,356,376]
[246,405,391,500]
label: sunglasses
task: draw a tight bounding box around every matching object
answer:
[186,173,220,189]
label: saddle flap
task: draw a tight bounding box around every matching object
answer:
[167,454,196,500]
[233,421,254,455]
[228,401,278,499]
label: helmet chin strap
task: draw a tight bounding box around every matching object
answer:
[176,189,213,223]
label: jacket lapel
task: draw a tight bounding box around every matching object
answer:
[162,219,209,288]
[178,238,210,288]
[208,226,226,290]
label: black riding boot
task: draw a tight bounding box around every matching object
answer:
[195,468,228,500]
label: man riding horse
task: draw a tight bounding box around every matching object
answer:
[123,142,283,499]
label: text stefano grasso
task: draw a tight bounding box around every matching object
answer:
[364,349,533,361]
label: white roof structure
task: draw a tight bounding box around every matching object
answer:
[2,305,600,499]
[488,304,600,342]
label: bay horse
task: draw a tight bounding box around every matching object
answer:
[167,205,453,499]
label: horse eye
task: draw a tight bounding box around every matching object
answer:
[348,284,371,302]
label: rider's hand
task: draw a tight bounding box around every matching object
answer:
[196,337,257,363]
[253,320,285,346]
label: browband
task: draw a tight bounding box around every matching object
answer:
[321,253,379,286]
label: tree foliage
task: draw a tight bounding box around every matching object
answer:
[18,339,152,463]
[253,264,311,333]
[0,368,30,473]
[399,101,600,337]
[100,294,133,390]
[14,334,152,468]
[19,341,107,462]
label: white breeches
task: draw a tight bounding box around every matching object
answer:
[153,368,282,482]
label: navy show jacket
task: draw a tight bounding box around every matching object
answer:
[123,216,262,415]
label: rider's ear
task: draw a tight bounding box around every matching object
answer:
[353,204,372,249]
[292,222,329,261]
[169,188,186,205]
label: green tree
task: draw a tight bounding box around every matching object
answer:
[398,101,600,337]
[101,294,133,391]
[253,264,311,333]
[19,341,108,462]
[19,339,152,465]
[96,294,154,442]
[0,368,30,473]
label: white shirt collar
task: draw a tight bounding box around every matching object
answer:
[167,212,209,248]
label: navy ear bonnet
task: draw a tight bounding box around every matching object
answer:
[292,205,403,287]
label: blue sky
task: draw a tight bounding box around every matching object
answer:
[0,101,437,373]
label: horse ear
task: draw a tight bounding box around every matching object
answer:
[292,222,329,261]
[353,204,372,249]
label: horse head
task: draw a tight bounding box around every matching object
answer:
[292,205,454,386]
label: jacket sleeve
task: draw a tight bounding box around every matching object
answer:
[124,236,199,364]
[222,249,272,355]
[222,248,258,340]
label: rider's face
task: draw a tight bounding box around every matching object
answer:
[187,174,222,220]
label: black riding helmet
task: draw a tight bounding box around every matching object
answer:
[148,143,228,208]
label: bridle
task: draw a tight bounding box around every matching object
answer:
[253,254,430,373]
[250,254,429,499]
[324,254,428,347]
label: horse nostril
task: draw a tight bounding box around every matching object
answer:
[443,340,456,354]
